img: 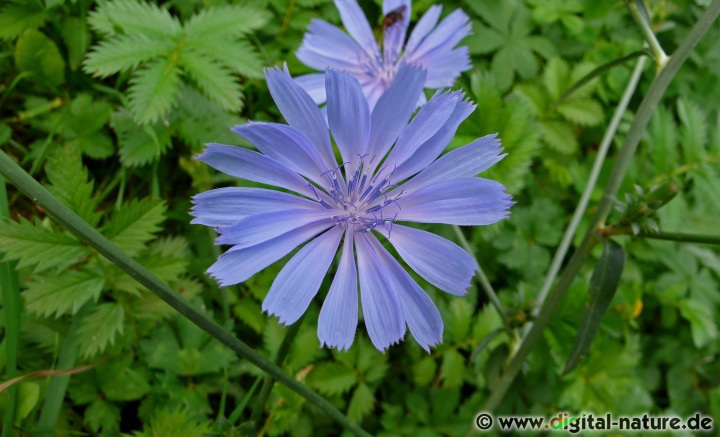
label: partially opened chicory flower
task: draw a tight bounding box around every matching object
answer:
[191,63,511,352]
[295,0,471,109]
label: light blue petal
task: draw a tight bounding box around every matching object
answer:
[190,187,318,227]
[385,224,474,296]
[318,231,358,351]
[405,5,442,54]
[391,94,475,182]
[407,9,471,60]
[400,134,505,194]
[326,70,371,167]
[396,177,513,225]
[216,209,331,248]
[367,234,443,352]
[232,122,330,188]
[334,0,378,53]
[263,226,344,325]
[265,67,335,169]
[384,90,458,169]
[355,233,406,351]
[207,221,332,286]
[295,73,327,105]
[197,144,312,196]
[420,47,472,88]
[361,79,386,110]
[367,63,426,162]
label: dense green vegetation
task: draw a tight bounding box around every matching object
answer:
[0,0,719,435]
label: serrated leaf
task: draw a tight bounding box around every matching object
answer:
[677,98,708,162]
[97,357,151,401]
[413,356,437,386]
[540,119,577,154]
[77,303,125,358]
[543,57,569,101]
[308,362,358,395]
[180,47,243,111]
[347,383,375,422]
[466,23,504,55]
[564,239,626,373]
[128,58,182,124]
[106,198,166,256]
[679,299,718,348]
[174,86,243,147]
[14,29,65,86]
[88,0,181,38]
[0,2,47,40]
[440,349,465,389]
[112,108,174,166]
[185,37,264,79]
[183,5,270,39]
[84,34,175,78]
[84,399,120,433]
[0,217,89,273]
[45,145,101,226]
[558,98,604,126]
[115,236,189,294]
[647,105,678,174]
[24,270,105,318]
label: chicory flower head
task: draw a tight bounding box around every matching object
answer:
[191,64,511,352]
[295,0,472,109]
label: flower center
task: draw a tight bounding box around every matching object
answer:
[309,155,404,235]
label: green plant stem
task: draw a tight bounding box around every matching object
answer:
[628,230,720,245]
[452,225,509,326]
[0,150,372,437]
[555,50,648,108]
[480,0,720,416]
[532,56,647,320]
[1,177,21,437]
[250,314,305,428]
[627,0,669,69]
[35,306,88,437]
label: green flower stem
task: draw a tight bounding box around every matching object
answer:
[0,150,372,437]
[452,225,509,326]
[1,177,21,437]
[35,305,88,437]
[250,313,305,429]
[532,56,647,320]
[618,229,720,245]
[480,0,720,415]
[627,0,669,69]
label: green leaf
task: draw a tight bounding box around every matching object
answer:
[677,98,708,162]
[61,17,89,71]
[115,236,189,294]
[134,410,212,436]
[112,108,174,166]
[413,356,437,386]
[440,350,465,388]
[16,382,40,421]
[180,47,243,111]
[564,239,626,374]
[0,217,89,274]
[88,0,181,38]
[14,29,65,86]
[174,86,243,148]
[308,362,358,396]
[0,1,47,40]
[106,198,166,256]
[557,98,605,126]
[77,303,125,358]
[185,37,264,79]
[540,119,578,154]
[45,145,101,227]
[84,34,175,78]
[347,383,375,422]
[24,270,105,318]
[465,23,504,55]
[183,5,270,38]
[84,399,120,433]
[678,299,718,348]
[647,105,678,174]
[543,57,570,101]
[97,356,151,401]
[127,58,182,124]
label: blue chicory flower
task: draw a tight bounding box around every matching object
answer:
[191,64,511,352]
[295,0,472,109]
